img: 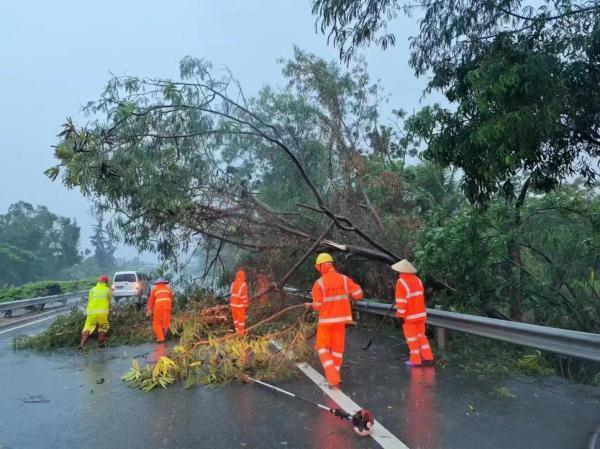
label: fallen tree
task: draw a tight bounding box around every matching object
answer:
[46,51,416,296]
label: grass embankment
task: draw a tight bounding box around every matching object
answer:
[0,278,96,302]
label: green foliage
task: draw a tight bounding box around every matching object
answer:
[48,50,390,287]
[0,277,96,303]
[314,0,600,202]
[312,0,401,63]
[438,333,554,378]
[417,184,600,330]
[0,202,81,286]
[489,386,516,400]
[516,351,555,376]
[410,30,600,202]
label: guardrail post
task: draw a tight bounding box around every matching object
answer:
[434,305,447,351]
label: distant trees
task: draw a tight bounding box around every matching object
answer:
[90,215,116,273]
[0,202,81,286]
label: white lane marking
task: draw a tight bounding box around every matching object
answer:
[0,312,64,335]
[270,340,408,448]
[296,362,409,449]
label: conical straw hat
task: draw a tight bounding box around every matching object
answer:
[391,259,417,273]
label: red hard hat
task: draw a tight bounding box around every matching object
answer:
[98,275,109,283]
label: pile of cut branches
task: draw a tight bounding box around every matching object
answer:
[122,300,315,390]
[121,226,329,390]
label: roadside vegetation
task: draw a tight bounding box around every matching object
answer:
[436,334,600,387]
[0,278,96,303]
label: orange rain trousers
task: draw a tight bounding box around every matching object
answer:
[231,307,246,335]
[403,320,433,365]
[315,323,346,386]
[152,305,172,342]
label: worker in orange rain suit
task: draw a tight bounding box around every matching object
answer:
[79,275,111,349]
[392,259,434,366]
[230,270,249,335]
[146,278,174,343]
[308,253,364,387]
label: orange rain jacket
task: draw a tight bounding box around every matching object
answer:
[230,271,249,308]
[147,283,174,314]
[230,270,249,335]
[147,283,174,342]
[311,265,363,325]
[395,273,426,322]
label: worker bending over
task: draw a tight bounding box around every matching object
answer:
[392,259,434,366]
[147,278,174,343]
[230,270,249,335]
[80,275,111,349]
[309,253,363,387]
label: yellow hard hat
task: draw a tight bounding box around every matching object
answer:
[315,253,334,266]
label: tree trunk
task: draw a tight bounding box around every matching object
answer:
[506,177,531,322]
[507,238,524,321]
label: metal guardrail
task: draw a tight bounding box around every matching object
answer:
[352,301,600,363]
[0,290,86,318]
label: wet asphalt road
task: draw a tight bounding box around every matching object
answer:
[1,315,599,449]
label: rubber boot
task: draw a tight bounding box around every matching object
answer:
[79,331,91,350]
[97,332,107,348]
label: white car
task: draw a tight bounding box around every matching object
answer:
[111,271,151,305]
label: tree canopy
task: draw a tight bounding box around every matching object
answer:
[314,0,600,202]
[47,50,404,274]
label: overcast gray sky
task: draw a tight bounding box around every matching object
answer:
[0,0,430,258]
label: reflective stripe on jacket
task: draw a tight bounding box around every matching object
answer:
[395,273,426,321]
[87,283,111,316]
[147,284,174,313]
[311,268,363,325]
